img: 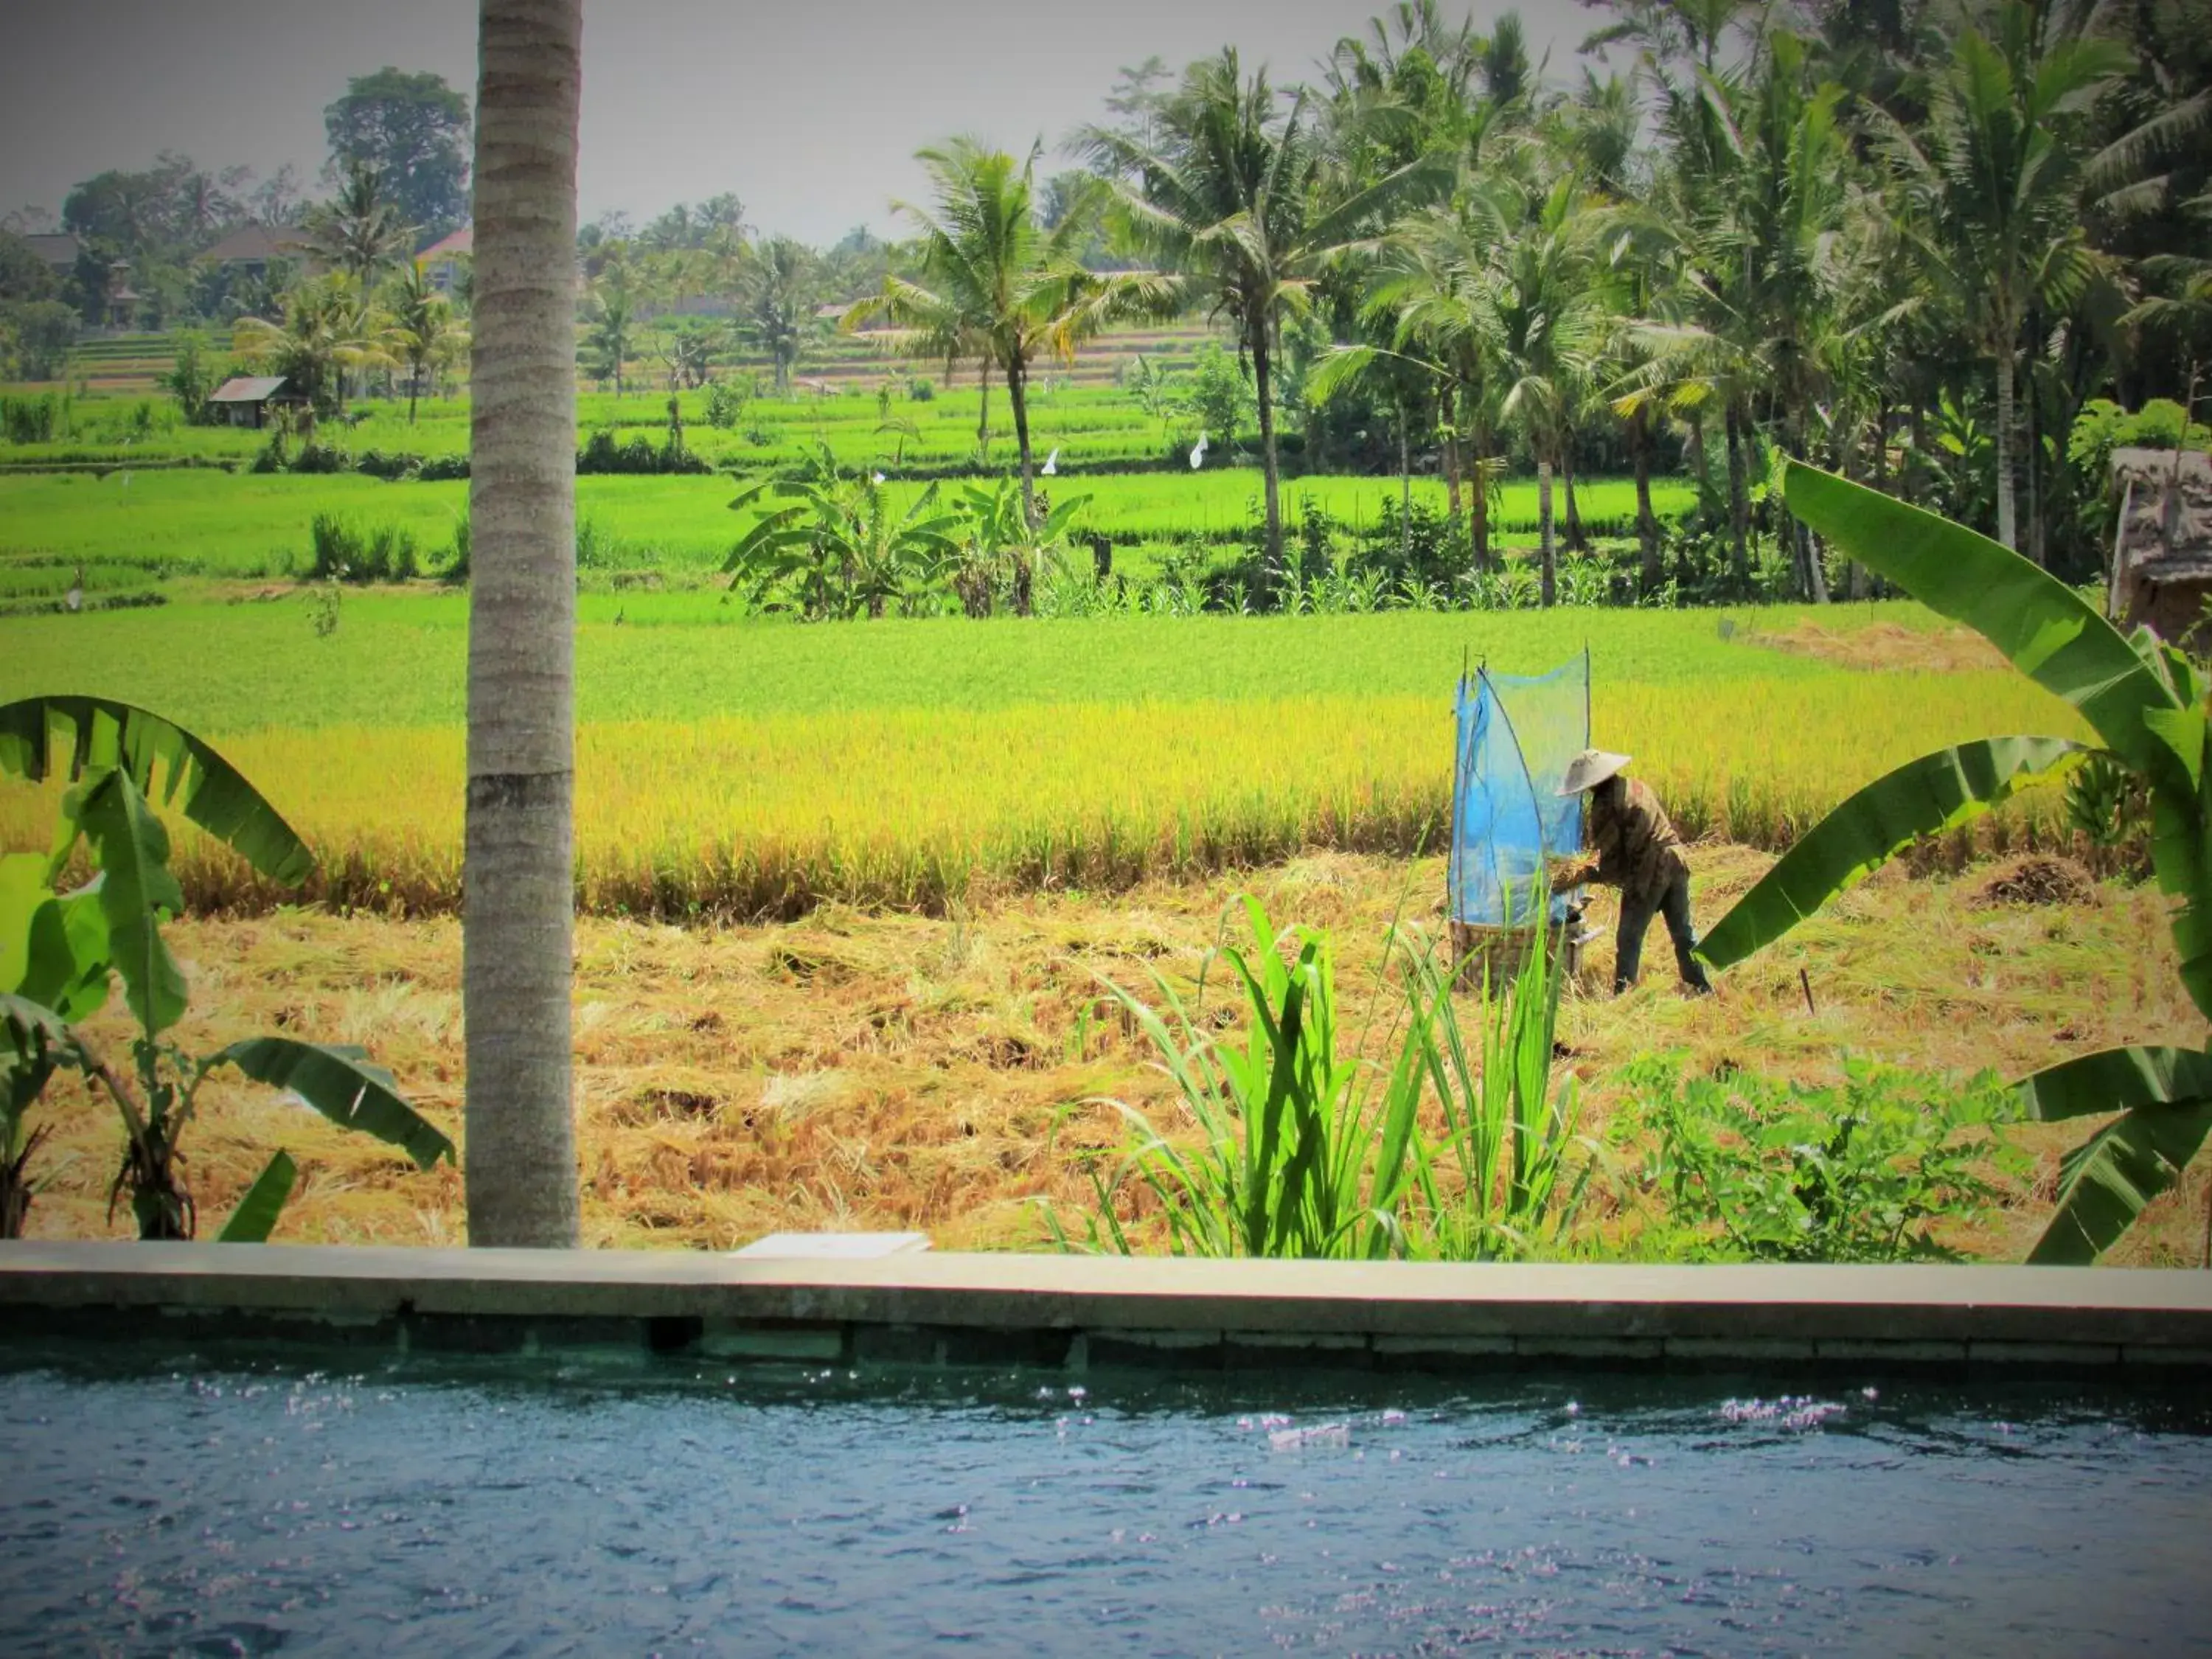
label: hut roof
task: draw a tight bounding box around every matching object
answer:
[207,375,294,405]
[415,226,473,262]
[198,223,307,264]
[2110,447,2212,580]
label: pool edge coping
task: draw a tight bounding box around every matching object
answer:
[4,1244,2209,1373]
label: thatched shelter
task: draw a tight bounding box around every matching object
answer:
[2110,446,2212,647]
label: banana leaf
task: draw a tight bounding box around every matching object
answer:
[1697,736,2085,969]
[1,856,109,1020]
[1778,465,2180,783]
[2019,1046,2212,1265]
[214,1150,298,1243]
[0,696,313,887]
[73,770,187,1037]
[2,990,86,1122]
[210,1037,455,1170]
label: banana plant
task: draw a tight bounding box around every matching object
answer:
[724,470,961,620]
[1694,464,2211,1262]
[0,695,453,1241]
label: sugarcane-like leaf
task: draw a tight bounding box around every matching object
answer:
[1697,737,2084,969]
[0,697,313,886]
[210,1037,454,1169]
[214,1150,298,1243]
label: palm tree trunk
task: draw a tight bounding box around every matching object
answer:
[1538,457,1557,607]
[1724,400,1750,591]
[1631,406,1660,597]
[1443,383,1463,530]
[463,0,583,1249]
[1253,324,1284,590]
[976,361,991,447]
[1995,348,2018,554]
[1397,394,1411,571]
[1562,438,1586,552]
[2025,369,2045,568]
[1850,402,1884,600]
[1470,416,1492,571]
[1009,352,1037,529]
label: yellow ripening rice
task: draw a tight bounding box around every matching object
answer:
[0,671,2080,919]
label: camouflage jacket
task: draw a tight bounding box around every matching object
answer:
[1582,778,1688,907]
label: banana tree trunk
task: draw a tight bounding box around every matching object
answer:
[463,0,583,1248]
[1995,348,2019,554]
[1538,457,1557,608]
[1253,322,1284,593]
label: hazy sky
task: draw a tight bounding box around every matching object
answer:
[0,0,1593,245]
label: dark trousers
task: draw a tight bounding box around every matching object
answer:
[1615,866,1714,995]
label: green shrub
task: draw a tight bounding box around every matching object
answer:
[288,440,350,474]
[1613,1057,2021,1262]
[306,514,418,583]
[1,394,58,445]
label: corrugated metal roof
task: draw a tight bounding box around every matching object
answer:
[207,375,292,403]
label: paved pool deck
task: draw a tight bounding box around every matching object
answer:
[4,1242,2211,1374]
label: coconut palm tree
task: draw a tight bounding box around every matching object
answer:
[737,236,820,394]
[300,161,417,288]
[849,139,1169,531]
[388,260,467,422]
[1080,48,1449,582]
[231,271,394,419]
[1870,0,2132,555]
[463,0,583,1249]
[1493,175,1608,605]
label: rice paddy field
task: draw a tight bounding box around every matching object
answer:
[0,595,2079,918]
[0,467,1692,613]
[4,374,2197,1268]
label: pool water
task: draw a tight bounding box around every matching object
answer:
[3,1346,2208,1656]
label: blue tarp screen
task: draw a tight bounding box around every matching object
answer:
[1447,653,1591,928]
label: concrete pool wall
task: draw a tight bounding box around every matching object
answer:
[4,1242,2211,1376]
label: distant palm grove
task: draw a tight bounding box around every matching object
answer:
[1,0,2208,612]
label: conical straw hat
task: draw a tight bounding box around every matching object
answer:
[1558,749,1632,796]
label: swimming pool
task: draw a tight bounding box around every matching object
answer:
[4,1346,2208,1656]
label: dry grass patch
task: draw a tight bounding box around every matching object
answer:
[16,849,2203,1262]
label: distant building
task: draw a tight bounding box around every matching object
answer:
[22,232,82,274]
[206,375,306,429]
[2110,446,2212,647]
[415,226,472,294]
[198,223,309,279]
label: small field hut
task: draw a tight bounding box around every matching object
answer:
[206,375,307,431]
[2110,445,2212,647]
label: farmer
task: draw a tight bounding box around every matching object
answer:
[1551,749,1714,997]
